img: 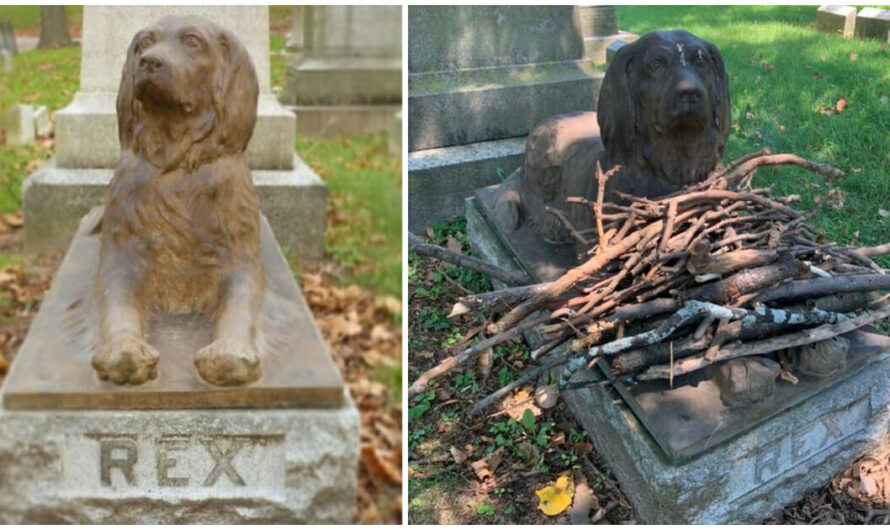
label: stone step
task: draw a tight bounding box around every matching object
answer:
[408,136,525,231]
[54,93,296,171]
[282,56,402,106]
[288,104,401,138]
[23,155,326,259]
[408,61,604,152]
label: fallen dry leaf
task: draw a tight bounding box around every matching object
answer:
[836,98,848,113]
[535,383,559,409]
[536,473,575,516]
[361,444,401,485]
[569,479,600,524]
[449,445,467,465]
[471,459,492,481]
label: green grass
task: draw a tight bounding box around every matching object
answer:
[617,5,890,259]
[0,46,80,215]
[269,34,287,92]
[0,5,83,31]
[297,134,402,297]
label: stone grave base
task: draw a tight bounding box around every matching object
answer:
[23,156,326,259]
[408,137,526,232]
[0,394,359,524]
[290,104,401,137]
[563,352,890,524]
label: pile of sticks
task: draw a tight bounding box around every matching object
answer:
[408,149,890,413]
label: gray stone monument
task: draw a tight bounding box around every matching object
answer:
[407,6,630,231]
[22,6,326,258]
[578,5,637,62]
[816,5,857,38]
[3,104,34,147]
[281,6,401,137]
[855,7,890,40]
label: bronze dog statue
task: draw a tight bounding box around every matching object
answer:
[492,30,730,243]
[91,16,265,386]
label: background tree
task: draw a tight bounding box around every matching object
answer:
[37,6,71,49]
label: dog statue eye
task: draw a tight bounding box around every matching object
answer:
[183,34,202,49]
[138,36,154,51]
[648,57,666,74]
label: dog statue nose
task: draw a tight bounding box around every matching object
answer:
[139,55,163,73]
[676,78,704,104]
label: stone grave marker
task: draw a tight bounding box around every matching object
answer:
[281,6,402,137]
[1,49,11,73]
[407,5,634,231]
[855,7,890,40]
[0,21,17,55]
[3,104,35,147]
[578,5,638,62]
[22,6,326,259]
[816,5,857,38]
[32,105,50,137]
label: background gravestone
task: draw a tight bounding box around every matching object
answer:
[22,6,326,259]
[280,5,401,137]
[855,7,890,40]
[407,5,633,232]
[816,5,857,38]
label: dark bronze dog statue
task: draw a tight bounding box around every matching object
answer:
[491,30,730,243]
[91,16,265,386]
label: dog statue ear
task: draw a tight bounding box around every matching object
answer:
[212,28,259,155]
[116,34,142,151]
[707,41,731,156]
[597,43,638,167]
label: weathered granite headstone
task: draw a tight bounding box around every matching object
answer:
[855,7,890,40]
[578,5,637,62]
[3,104,34,147]
[389,111,402,157]
[281,6,401,137]
[816,5,857,38]
[408,6,619,231]
[0,21,17,55]
[22,6,326,258]
[1,49,11,73]
[32,105,50,138]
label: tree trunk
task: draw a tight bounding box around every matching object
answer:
[38,6,72,49]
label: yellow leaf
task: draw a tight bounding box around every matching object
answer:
[535,473,575,516]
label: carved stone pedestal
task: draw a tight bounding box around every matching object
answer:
[0,209,359,523]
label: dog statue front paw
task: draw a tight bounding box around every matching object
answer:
[195,338,261,386]
[93,335,161,385]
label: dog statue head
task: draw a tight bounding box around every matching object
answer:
[116,16,259,171]
[598,30,730,190]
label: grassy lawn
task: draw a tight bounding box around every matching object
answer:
[298,134,402,297]
[618,5,890,263]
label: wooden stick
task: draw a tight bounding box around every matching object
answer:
[491,219,665,333]
[408,313,551,398]
[754,274,890,304]
[638,305,890,380]
[409,232,530,286]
